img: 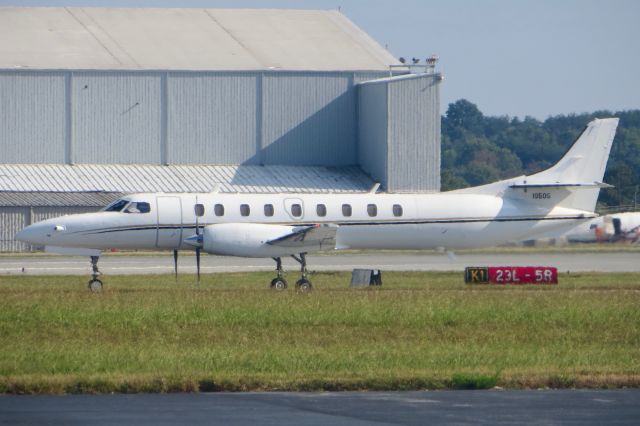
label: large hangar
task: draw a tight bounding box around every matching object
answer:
[0,7,442,251]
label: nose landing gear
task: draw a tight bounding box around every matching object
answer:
[87,255,103,292]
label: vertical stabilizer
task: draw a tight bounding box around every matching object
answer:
[529,118,618,186]
[453,118,619,213]
[510,118,619,212]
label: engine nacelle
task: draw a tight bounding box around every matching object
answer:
[201,223,301,257]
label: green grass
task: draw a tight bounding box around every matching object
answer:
[0,271,639,394]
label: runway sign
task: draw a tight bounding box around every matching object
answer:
[465,266,558,285]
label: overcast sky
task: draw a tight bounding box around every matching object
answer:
[3,0,639,119]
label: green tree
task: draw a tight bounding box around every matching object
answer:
[440,99,640,210]
[444,99,484,135]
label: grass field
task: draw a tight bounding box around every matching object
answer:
[0,271,639,394]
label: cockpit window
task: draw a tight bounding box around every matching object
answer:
[124,202,151,214]
[103,199,129,212]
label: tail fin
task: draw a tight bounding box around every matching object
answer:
[509,118,619,212]
[528,118,618,186]
[454,118,619,213]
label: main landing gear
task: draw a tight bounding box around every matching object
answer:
[292,253,312,292]
[88,255,103,292]
[270,253,313,292]
[270,257,288,290]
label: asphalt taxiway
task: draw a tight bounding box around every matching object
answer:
[0,251,637,275]
[1,390,638,425]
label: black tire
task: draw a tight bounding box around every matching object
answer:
[295,279,313,292]
[270,278,288,290]
[88,279,103,292]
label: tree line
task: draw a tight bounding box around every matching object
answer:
[441,99,640,210]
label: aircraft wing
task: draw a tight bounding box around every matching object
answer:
[266,224,338,251]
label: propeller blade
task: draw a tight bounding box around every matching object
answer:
[193,197,205,285]
[195,196,200,235]
[196,247,201,285]
[173,249,178,283]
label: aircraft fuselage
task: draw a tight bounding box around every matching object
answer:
[17,191,592,254]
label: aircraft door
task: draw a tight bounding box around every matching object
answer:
[156,196,183,248]
[283,198,304,221]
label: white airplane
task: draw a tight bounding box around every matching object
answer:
[16,118,619,291]
[565,211,640,243]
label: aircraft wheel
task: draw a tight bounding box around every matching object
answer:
[295,278,313,292]
[88,279,103,292]
[270,278,288,290]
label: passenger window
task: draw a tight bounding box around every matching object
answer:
[214,204,225,216]
[316,204,327,217]
[264,204,274,217]
[291,203,302,217]
[393,204,403,217]
[240,204,250,217]
[342,204,352,217]
[194,203,205,217]
[367,204,377,217]
[124,202,151,214]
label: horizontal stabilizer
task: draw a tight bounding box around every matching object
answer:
[509,181,614,189]
[267,224,338,250]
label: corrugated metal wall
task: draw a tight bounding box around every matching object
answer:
[0,70,389,167]
[72,72,163,164]
[31,206,99,223]
[358,81,388,185]
[387,74,441,192]
[358,73,441,192]
[0,207,29,252]
[353,72,392,84]
[0,72,67,163]
[167,72,258,164]
[262,72,356,165]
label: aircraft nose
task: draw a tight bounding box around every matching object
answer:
[16,222,61,245]
[16,223,42,245]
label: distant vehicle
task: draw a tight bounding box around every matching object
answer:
[565,212,640,243]
[16,118,619,291]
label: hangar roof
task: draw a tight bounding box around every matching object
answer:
[0,7,399,71]
[0,164,374,196]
